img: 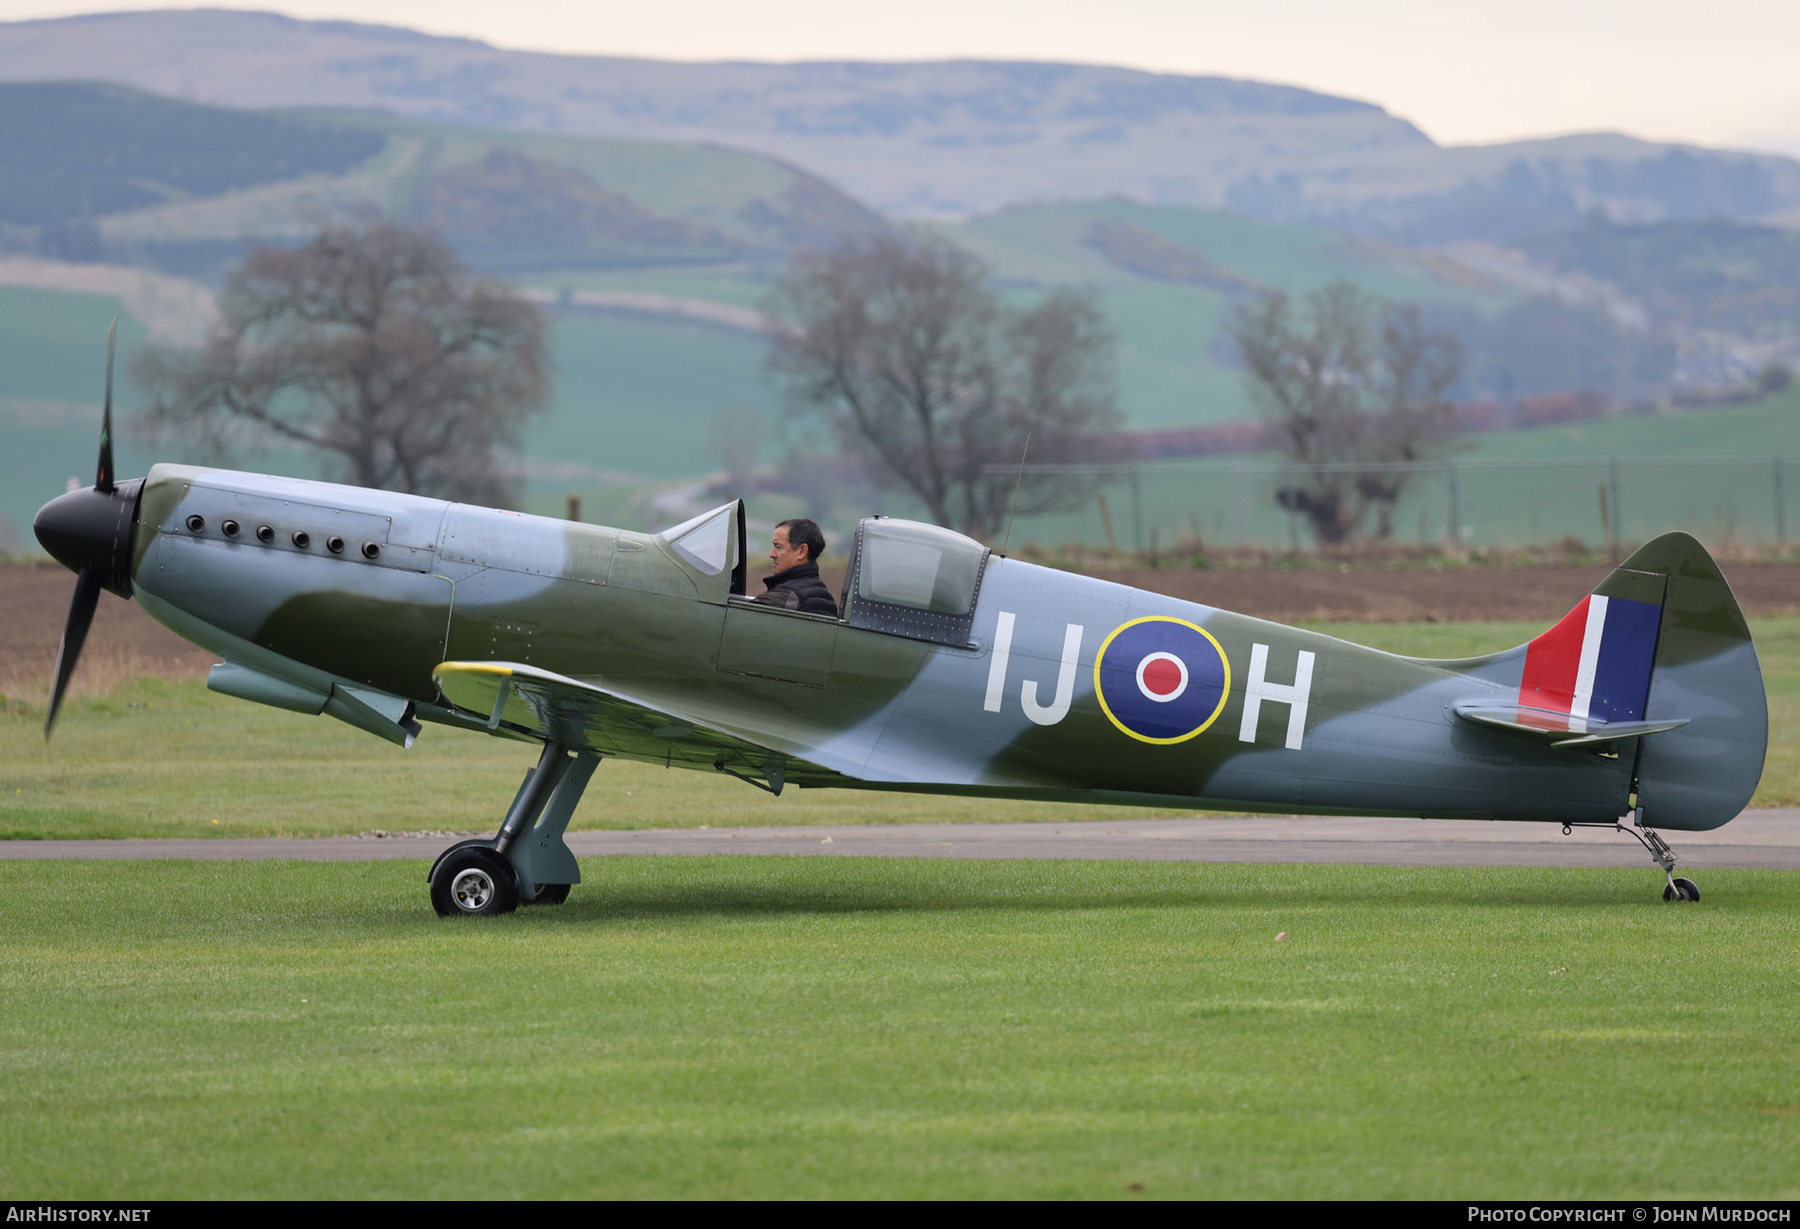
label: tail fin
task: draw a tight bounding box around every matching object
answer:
[1443,534,1763,828]
[1618,534,1767,829]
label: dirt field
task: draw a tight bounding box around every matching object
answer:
[9,557,1800,702]
[1,561,219,701]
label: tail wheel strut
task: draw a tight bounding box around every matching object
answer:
[1615,808,1699,903]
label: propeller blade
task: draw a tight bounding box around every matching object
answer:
[44,567,102,739]
[96,317,116,494]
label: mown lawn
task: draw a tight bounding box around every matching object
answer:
[1,857,1795,1199]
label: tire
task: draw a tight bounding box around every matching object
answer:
[430,847,520,917]
[1672,876,1701,903]
[528,883,571,906]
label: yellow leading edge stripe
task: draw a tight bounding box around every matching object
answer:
[1092,616,1232,745]
[434,661,516,679]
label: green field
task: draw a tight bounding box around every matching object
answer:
[0,283,776,537]
[534,313,777,481]
[5,260,1796,553]
[1464,390,1800,462]
[0,190,1535,541]
[1005,385,1800,553]
[6,618,1798,841]
[948,200,1496,305]
[0,283,326,543]
[1,856,1796,1198]
[0,284,153,549]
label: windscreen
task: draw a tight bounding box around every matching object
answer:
[663,506,732,576]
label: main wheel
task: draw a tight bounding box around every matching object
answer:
[527,883,571,906]
[1663,876,1701,903]
[430,847,520,917]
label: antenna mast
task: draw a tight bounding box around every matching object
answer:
[1000,432,1031,556]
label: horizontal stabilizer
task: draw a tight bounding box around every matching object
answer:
[1453,702,1689,748]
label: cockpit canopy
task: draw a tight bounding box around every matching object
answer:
[662,506,989,645]
[845,517,989,647]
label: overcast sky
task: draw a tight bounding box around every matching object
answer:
[5,0,1798,155]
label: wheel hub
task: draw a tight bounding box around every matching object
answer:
[451,867,495,911]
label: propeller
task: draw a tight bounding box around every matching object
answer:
[97,317,115,494]
[35,319,144,738]
[44,570,101,736]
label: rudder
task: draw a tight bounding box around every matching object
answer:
[1613,533,1766,830]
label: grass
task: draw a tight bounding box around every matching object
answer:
[1464,385,1800,462]
[1005,381,1800,554]
[5,618,1797,840]
[0,284,153,545]
[1,856,1796,1198]
[525,312,779,483]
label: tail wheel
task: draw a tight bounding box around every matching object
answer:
[1662,876,1701,903]
[430,847,520,917]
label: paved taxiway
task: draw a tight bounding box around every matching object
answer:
[4,810,1798,868]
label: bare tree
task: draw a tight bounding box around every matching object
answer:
[1361,303,1465,538]
[136,217,549,506]
[1231,281,1462,545]
[766,232,1118,540]
[710,404,764,500]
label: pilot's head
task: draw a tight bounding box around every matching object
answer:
[771,518,826,571]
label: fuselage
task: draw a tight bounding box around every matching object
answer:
[128,463,1634,824]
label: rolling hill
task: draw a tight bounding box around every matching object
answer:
[4,9,1799,243]
[935,199,1514,427]
[1514,217,1800,342]
[0,80,891,281]
[0,80,383,251]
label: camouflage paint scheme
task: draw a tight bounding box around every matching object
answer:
[127,463,1766,864]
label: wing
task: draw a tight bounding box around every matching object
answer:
[432,661,849,792]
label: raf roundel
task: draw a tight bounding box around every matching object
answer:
[1136,652,1188,702]
[1095,617,1231,744]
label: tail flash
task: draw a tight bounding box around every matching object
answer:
[1519,580,1665,727]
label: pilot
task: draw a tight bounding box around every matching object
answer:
[755,517,839,616]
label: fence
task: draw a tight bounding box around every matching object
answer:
[999,457,1797,555]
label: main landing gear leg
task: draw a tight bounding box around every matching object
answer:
[428,742,600,917]
[1616,807,1700,903]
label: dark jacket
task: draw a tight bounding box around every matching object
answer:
[754,562,839,616]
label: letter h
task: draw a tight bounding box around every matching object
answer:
[1238,642,1315,750]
